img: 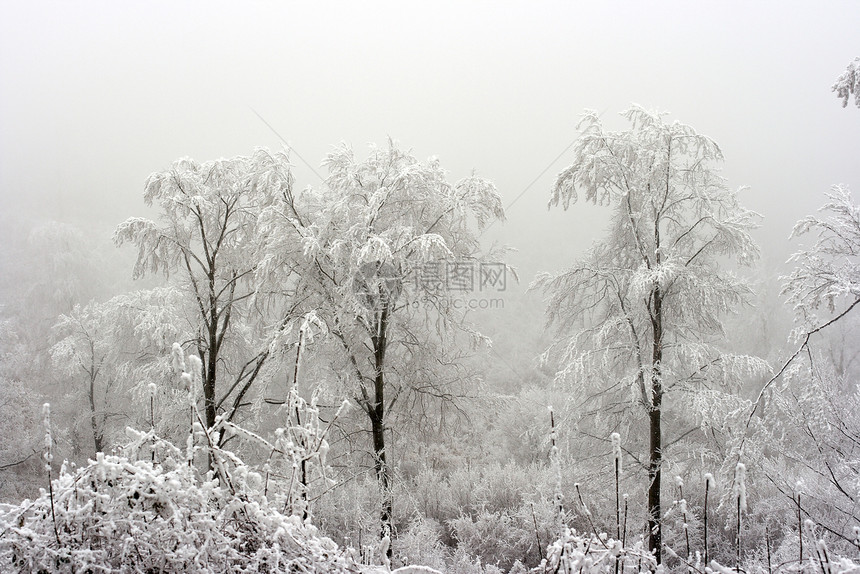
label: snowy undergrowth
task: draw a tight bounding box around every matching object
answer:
[0,344,362,573]
[543,528,656,574]
[0,429,358,573]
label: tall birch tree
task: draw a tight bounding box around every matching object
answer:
[50,288,187,455]
[260,140,505,552]
[115,150,294,434]
[536,107,765,562]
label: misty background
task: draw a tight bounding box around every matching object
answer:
[3,1,859,280]
[3,3,860,571]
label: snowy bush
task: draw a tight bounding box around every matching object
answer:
[450,509,537,571]
[0,430,358,573]
[543,528,656,574]
[0,376,41,501]
[392,517,451,572]
[0,344,360,573]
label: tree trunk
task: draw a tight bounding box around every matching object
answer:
[648,283,664,563]
[201,276,219,472]
[88,372,103,455]
[204,280,218,432]
[371,301,393,560]
[204,321,218,431]
[370,401,392,547]
[647,383,662,561]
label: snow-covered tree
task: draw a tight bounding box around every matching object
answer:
[535,107,766,562]
[740,65,860,565]
[0,372,40,500]
[757,361,860,557]
[833,57,860,109]
[768,184,860,555]
[50,288,188,455]
[24,222,103,335]
[115,150,294,435]
[784,185,860,328]
[0,220,112,485]
[261,140,505,551]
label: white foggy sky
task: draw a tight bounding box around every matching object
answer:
[2,1,859,281]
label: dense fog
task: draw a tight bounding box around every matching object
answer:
[1,3,860,573]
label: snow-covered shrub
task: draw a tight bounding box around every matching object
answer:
[1,344,360,573]
[409,467,463,529]
[544,528,656,574]
[393,517,451,572]
[0,376,41,501]
[445,546,507,574]
[259,389,345,519]
[0,429,358,573]
[449,509,538,571]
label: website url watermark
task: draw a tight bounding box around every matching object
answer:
[407,296,505,311]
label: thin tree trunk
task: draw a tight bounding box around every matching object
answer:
[205,323,218,430]
[202,275,219,472]
[647,198,666,564]
[292,332,309,520]
[648,285,664,562]
[648,390,662,561]
[88,372,103,455]
[371,301,393,560]
[204,277,218,432]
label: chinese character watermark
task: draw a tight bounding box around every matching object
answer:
[478,262,506,292]
[415,261,446,292]
[446,261,474,292]
[414,260,506,292]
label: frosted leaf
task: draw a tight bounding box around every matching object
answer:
[833,57,860,108]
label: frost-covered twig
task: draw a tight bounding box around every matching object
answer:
[734,463,746,572]
[733,297,860,466]
[704,472,714,565]
[833,56,860,108]
[675,476,691,567]
[575,484,608,550]
[549,406,565,531]
[612,433,622,542]
[42,403,60,547]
